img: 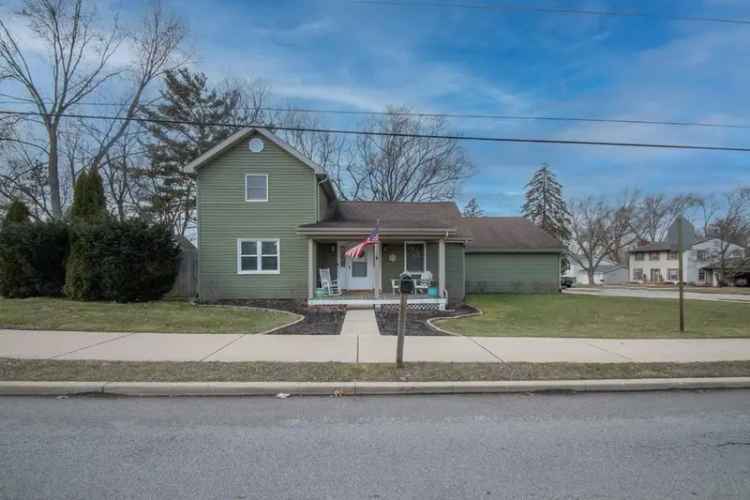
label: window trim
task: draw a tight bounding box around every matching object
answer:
[245,174,269,202]
[237,238,280,274]
[634,253,645,261]
[403,241,427,273]
[649,252,661,261]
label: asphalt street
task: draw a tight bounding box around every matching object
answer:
[1,391,749,499]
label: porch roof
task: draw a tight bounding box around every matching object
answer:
[298,200,470,239]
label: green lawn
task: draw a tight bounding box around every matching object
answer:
[0,297,299,334]
[435,294,750,338]
[3,358,750,382]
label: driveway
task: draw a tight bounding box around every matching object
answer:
[565,286,750,303]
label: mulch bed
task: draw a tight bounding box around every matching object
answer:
[214,299,345,335]
[375,305,478,336]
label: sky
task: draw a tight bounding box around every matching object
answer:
[3,0,750,214]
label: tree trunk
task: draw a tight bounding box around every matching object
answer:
[47,129,63,218]
[587,269,596,286]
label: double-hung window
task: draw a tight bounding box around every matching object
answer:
[245,174,268,202]
[667,268,679,281]
[404,242,426,273]
[237,239,279,274]
[634,253,645,261]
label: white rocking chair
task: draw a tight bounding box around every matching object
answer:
[319,268,342,296]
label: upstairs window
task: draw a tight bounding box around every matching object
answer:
[649,252,661,261]
[237,239,279,274]
[696,250,708,261]
[245,174,268,202]
[668,251,679,260]
[634,253,645,261]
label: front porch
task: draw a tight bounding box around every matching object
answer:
[306,237,449,310]
[307,290,449,309]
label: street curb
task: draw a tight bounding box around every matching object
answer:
[2,377,750,397]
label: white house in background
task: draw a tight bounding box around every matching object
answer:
[565,256,629,285]
[628,238,746,286]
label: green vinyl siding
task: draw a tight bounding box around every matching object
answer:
[315,241,339,286]
[465,252,560,294]
[446,243,465,304]
[380,241,438,292]
[197,132,316,300]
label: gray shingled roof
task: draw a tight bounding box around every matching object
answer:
[629,242,679,253]
[460,217,564,252]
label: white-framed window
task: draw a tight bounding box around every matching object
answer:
[696,250,708,261]
[698,269,706,281]
[668,251,679,260]
[667,268,679,281]
[245,174,268,202]
[237,239,279,274]
[649,252,661,261]
[634,253,645,261]
[404,241,426,273]
[633,268,644,281]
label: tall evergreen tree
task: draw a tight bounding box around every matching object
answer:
[70,170,107,223]
[522,163,571,241]
[2,199,31,226]
[139,69,242,235]
[462,197,484,217]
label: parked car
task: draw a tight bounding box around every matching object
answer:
[561,277,576,289]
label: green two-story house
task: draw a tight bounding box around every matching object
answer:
[186,127,564,309]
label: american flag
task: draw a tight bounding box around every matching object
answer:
[345,225,380,258]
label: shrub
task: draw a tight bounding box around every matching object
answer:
[0,221,69,298]
[70,169,108,223]
[65,219,179,302]
[2,199,31,226]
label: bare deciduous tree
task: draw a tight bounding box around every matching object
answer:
[348,107,473,201]
[704,187,750,285]
[633,193,701,243]
[568,197,630,285]
[0,0,186,218]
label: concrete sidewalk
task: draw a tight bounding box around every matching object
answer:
[2,329,750,364]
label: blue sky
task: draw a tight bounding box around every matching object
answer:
[6,0,750,214]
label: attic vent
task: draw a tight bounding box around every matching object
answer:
[248,137,264,153]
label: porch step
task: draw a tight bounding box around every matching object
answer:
[341,308,380,336]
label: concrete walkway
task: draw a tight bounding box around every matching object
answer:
[340,308,380,336]
[2,329,750,364]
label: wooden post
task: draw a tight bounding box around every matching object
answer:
[678,219,685,332]
[396,290,407,368]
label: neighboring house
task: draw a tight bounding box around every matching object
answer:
[564,257,628,286]
[185,127,564,309]
[628,238,746,286]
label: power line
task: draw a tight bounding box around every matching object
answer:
[351,0,750,26]
[0,97,747,130]
[1,109,749,153]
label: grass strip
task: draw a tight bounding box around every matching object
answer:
[2,358,750,382]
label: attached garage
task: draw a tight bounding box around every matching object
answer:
[461,218,563,294]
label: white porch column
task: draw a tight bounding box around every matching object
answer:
[374,242,382,298]
[438,238,446,298]
[308,238,315,299]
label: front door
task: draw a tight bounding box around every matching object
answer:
[343,244,373,290]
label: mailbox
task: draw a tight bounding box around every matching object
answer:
[399,273,415,294]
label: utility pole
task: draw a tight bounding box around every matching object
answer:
[677,216,685,332]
